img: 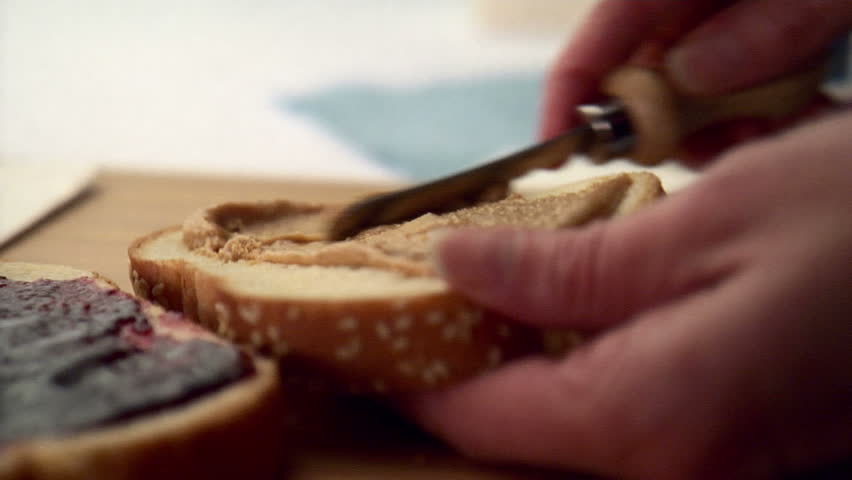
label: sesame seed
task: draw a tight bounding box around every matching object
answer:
[419,360,450,384]
[442,324,458,341]
[372,379,388,393]
[375,322,391,340]
[426,311,444,325]
[431,360,449,379]
[458,310,480,324]
[487,346,502,367]
[306,379,326,393]
[267,325,280,341]
[542,330,584,355]
[392,298,409,311]
[287,306,301,321]
[134,277,149,299]
[151,283,164,297]
[542,331,566,354]
[335,337,362,361]
[238,303,260,325]
[497,323,511,337]
[391,336,409,352]
[397,361,416,376]
[214,302,230,323]
[394,314,413,331]
[274,341,290,356]
[565,331,583,348]
[251,331,263,347]
[457,323,473,343]
[338,316,358,331]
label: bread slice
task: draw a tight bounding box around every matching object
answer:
[128,172,664,393]
[0,262,283,480]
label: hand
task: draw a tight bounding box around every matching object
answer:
[540,0,852,163]
[406,110,852,480]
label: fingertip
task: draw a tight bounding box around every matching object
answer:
[429,228,472,277]
[427,228,451,278]
[430,228,508,297]
[665,0,852,96]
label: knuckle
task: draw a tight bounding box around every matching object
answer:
[551,222,638,322]
[549,225,608,320]
[757,0,836,53]
[730,0,844,64]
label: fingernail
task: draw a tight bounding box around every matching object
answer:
[429,229,509,297]
[666,34,741,94]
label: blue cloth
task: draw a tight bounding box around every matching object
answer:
[283,72,544,181]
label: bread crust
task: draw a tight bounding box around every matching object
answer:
[129,228,557,393]
[128,172,664,393]
[0,262,285,480]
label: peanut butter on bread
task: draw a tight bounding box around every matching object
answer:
[130,172,664,393]
[182,172,661,276]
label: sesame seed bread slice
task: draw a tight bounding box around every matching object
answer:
[0,262,283,480]
[128,172,664,393]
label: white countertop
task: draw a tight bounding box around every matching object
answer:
[2,1,707,246]
[1,0,597,183]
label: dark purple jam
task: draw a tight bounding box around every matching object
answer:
[0,276,248,444]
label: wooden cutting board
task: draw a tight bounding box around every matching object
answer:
[0,169,593,479]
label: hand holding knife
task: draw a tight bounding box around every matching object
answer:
[328,65,824,241]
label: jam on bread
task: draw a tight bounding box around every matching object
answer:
[0,276,249,444]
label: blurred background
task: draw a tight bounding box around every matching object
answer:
[1,1,848,245]
[0,0,602,182]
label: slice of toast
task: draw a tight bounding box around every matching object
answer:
[129,172,664,393]
[0,262,283,480]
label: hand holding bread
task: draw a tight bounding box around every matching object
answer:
[540,0,850,162]
[409,110,852,480]
[128,172,664,393]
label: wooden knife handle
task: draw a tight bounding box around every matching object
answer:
[601,65,825,165]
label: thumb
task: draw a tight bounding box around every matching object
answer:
[665,0,852,95]
[433,188,733,330]
[404,279,785,479]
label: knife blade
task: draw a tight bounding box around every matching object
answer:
[327,124,596,241]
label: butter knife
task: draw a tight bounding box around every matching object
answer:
[328,66,823,240]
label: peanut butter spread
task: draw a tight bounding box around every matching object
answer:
[181,173,660,277]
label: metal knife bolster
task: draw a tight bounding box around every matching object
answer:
[576,99,636,162]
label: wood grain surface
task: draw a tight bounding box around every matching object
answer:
[1,169,588,480]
